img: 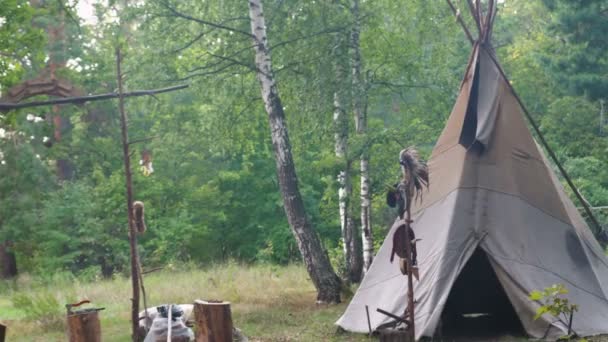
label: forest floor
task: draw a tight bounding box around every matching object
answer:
[0,263,368,341]
[0,263,606,342]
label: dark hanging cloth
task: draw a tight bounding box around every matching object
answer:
[390,224,417,266]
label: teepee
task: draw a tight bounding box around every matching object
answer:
[336,1,608,339]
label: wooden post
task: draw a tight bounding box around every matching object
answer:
[378,329,413,342]
[404,215,415,340]
[66,311,101,342]
[0,322,6,342]
[116,47,142,342]
[193,300,233,342]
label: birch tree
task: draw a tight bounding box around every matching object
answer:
[333,35,362,283]
[351,0,373,273]
[248,0,342,303]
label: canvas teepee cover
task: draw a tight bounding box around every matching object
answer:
[336,42,608,339]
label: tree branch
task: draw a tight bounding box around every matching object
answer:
[159,1,254,38]
[129,136,160,145]
[172,17,251,53]
[0,84,189,111]
[371,80,433,89]
[446,0,475,44]
[205,51,257,72]
[269,26,348,51]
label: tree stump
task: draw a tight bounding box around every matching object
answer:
[378,329,413,342]
[0,242,17,279]
[66,310,101,342]
[193,300,233,342]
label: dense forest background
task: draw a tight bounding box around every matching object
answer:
[0,0,606,280]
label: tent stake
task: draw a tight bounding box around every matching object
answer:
[365,305,372,337]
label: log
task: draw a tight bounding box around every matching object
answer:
[193,300,233,342]
[378,329,413,342]
[0,241,18,279]
[0,84,189,111]
[66,310,101,342]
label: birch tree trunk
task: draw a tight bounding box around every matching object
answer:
[248,0,342,303]
[600,99,605,135]
[333,42,362,283]
[351,0,373,274]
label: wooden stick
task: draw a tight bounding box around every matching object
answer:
[142,267,164,275]
[116,47,140,342]
[446,0,474,44]
[466,0,481,37]
[167,304,173,342]
[485,0,497,43]
[365,305,372,337]
[376,308,409,325]
[476,0,483,28]
[403,211,415,340]
[0,84,188,111]
[137,257,149,335]
[483,0,495,43]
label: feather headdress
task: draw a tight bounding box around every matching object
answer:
[398,147,429,205]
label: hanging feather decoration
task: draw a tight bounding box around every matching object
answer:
[388,147,429,268]
[396,147,429,219]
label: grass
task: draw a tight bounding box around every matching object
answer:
[2,263,607,342]
[0,263,368,342]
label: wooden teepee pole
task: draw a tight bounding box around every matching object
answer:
[446,0,474,44]
[404,205,415,340]
[482,0,495,43]
[466,0,481,37]
[116,46,141,342]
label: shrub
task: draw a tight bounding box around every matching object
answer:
[529,284,579,339]
[11,291,65,328]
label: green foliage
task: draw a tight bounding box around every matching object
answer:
[542,0,608,100]
[0,1,45,88]
[1,0,606,280]
[529,283,578,339]
[1,264,373,341]
[34,181,129,276]
[11,291,65,328]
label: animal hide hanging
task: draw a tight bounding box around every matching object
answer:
[133,201,147,234]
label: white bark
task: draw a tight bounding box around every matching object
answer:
[338,171,348,255]
[600,99,605,135]
[360,158,372,271]
[334,79,361,281]
[351,0,373,273]
[335,91,348,255]
[334,91,347,158]
[248,0,342,303]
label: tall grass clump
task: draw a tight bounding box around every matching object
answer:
[10,291,69,329]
